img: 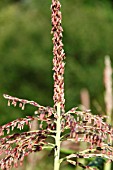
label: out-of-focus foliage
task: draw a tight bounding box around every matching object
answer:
[0,0,113,124]
[63,0,113,112]
[0,0,52,123]
[88,157,105,170]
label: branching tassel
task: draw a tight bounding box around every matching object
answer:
[51,0,65,113]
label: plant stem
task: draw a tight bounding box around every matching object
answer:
[54,102,61,170]
[104,56,113,170]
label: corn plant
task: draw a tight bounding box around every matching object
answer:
[0,0,113,170]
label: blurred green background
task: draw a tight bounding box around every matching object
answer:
[0,0,113,169]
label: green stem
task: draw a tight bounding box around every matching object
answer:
[54,103,61,170]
